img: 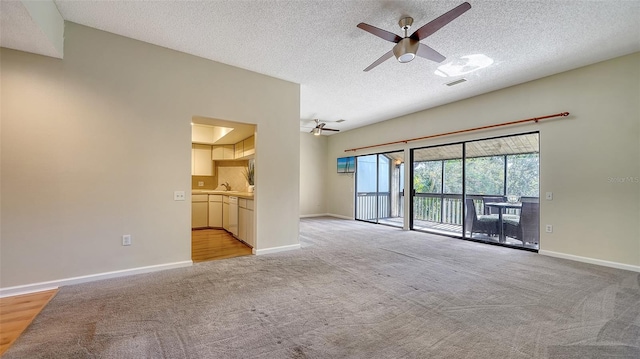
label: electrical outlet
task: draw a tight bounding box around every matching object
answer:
[545,225,553,233]
[174,191,186,201]
[198,181,204,187]
[122,234,132,246]
[546,192,553,200]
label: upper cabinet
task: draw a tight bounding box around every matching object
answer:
[211,145,234,160]
[192,122,255,161]
[209,135,255,161]
[192,144,213,176]
[234,135,255,159]
[242,136,255,157]
[234,140,243,159]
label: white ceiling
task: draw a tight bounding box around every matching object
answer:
[3,1,639,135]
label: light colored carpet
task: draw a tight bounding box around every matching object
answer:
[5,217,639,358]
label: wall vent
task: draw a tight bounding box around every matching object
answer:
[445,78,467,86]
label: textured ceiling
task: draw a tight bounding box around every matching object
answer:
[4,1,640,135]
[0,0,62,58]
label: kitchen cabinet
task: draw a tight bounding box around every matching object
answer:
[191,194,209,228]
[192,144,213,176]
[211,145,235,160]
[238,198,255,247]
[222,196,230,231]
[234,140,244,159]
[208,195,223,228]
[233,135,255,159]
[228,196,239,237]
[242,136,255,157]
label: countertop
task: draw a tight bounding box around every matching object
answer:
[192,190,254,199]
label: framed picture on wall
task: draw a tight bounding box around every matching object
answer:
[337,156,355,173]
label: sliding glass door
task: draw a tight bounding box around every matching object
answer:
[463,135,539,248]
[411,144,464,237]
[355,151,404,227]
[410,133,540,250]
[355,155,377,223]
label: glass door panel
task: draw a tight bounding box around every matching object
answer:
[464,133,540,249]
[355,151,404,227]
[377,151,404,228]
[411,144,463,237]
[355,155,377,223]
[377,154,390,220]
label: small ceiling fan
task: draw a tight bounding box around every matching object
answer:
[357,2,471,72]
[310,119,340,136]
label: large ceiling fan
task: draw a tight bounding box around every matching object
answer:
[357,2,471,72]
[310,119,340,136]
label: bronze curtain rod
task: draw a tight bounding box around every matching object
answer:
[344,112,570,153]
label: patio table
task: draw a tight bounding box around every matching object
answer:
[485,202,522,243]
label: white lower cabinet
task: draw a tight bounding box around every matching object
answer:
[208,195,223,228]
[191,194,209,228]
[238,198,255,247]
[222,196,230,231]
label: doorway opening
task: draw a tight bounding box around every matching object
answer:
[190,116,257,261]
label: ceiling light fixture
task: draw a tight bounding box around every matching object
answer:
[435,54,494,78]
[313,128,321,136]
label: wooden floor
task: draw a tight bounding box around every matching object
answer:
[192,228,253,262]
[0,289,58,356]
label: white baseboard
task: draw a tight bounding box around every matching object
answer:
[539,250,640,273]
[255,243,301,255]
[0,260,193,298]
[326,213,354,220]
[299,213,354,220]
[299,213,328,218]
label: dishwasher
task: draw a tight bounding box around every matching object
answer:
[228,196,239,237]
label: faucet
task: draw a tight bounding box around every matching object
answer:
[220,182,231,191]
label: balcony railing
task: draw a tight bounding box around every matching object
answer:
[413,194,465,224]
[357,192,532,225]
[355,192,391,221]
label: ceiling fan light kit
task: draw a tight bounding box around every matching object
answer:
[394,37,419,63]
[309,119,340,136]
[357,2,472,72]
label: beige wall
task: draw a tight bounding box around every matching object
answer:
[0,22,300,289]
[299,133,328,216]
[326,53,640,268]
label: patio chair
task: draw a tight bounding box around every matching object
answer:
[482,196,505,214]
[464,199,499,238]
[503,202,540,245]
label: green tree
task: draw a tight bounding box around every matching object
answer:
[465,156,505,195]
[413,161,441,193]
[506,153,539,197]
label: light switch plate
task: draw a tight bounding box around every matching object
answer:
[174,191,186,201]
[122,234,132,246]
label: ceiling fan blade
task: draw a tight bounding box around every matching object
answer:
[416,43,446,63]
[364,50,394,72]
[357,23,402,43]
[410,2,471,41]
[322,128,340,132]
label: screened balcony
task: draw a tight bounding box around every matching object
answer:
[355,133,540,250]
